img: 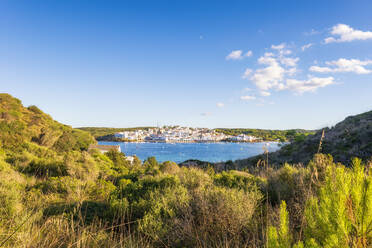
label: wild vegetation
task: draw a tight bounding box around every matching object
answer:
[0,93,371,247]
[215,128,315,142]
[78,127,155,139]
[239,110,372,167]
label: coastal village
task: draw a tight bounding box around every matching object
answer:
[112,126,259,143]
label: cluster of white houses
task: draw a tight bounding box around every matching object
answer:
[113,126,258,143]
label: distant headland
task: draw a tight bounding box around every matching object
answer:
[78,126,315,143]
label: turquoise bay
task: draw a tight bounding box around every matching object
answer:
[98,141,283,163]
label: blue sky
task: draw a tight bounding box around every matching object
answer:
[1,0,372,129]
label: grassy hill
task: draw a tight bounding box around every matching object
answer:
[237,110,372,167]
[0,93,95,152]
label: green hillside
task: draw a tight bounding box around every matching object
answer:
[0,93,95,152]
[78,127,155,138]
[237,110,372,167]
[215,128,315,142]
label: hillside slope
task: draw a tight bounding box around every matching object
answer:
[237,110,372,167]
[0,93,95,152]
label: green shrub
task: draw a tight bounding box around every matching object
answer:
[187,185,262,246]
[34,176,83,194]
[138,185,190,244]
[88,179,116,201]
[214,170,265,192]
[117,174,180,203]
[178,167,212,190]
[268,201,292,248]
[143,157,160,175]
[159,161,180,174]
[303,158,372,247]
[53,129,94,152]
[43,201,114,225]
[105,150,130,174]
[25,158,68,178]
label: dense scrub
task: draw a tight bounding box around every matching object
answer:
[241,110,372,166]
[2,149,371,247]
[215,128,314,142]
[0,94,371,247]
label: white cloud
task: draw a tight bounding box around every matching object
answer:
[285,76,335,94]
[246,46,299,91]
[216,102,225,108]
[281,49,292,55]
[280,57,299,67]
[226,50,253,60]
[258,55,278,65]
[250,57,286,90]
[271,43,285,50]
[226,50,243,60]
[239,42,338,97]
[240,95,256,101]
[309,66,333,73]
[301,43,313,51]
[260,91,271,97]
[264,52,275,57]
[304,29,320,36]
[286,67,297,75]
[325,24,372,43]
[309,58,372,74]
[245,50,253,57]
[271,43,292,55]
[200,112,212,116]
[242,68,252,79]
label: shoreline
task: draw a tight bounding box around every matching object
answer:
[97,140,280,144]
[96,139,282,144]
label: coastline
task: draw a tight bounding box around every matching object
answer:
[96,137,281,144]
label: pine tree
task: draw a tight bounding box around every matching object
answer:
[304,158,371,248]
[268,201,292,248]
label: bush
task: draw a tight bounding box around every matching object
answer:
[186,185,262,247]
[43,201,114,225]
[25,158,68,178]
[268,201,292,248]
[53,129,94,152]
[214,170,265,192]
[117,174,180,204]
[34,176,83,195]
[138,185,190,245]
[178,167,212,191]
[88,179,116,201]
[304,158,372,247]
[105,150,130,174]
[268,157,372,248]
[159,161,180,174]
